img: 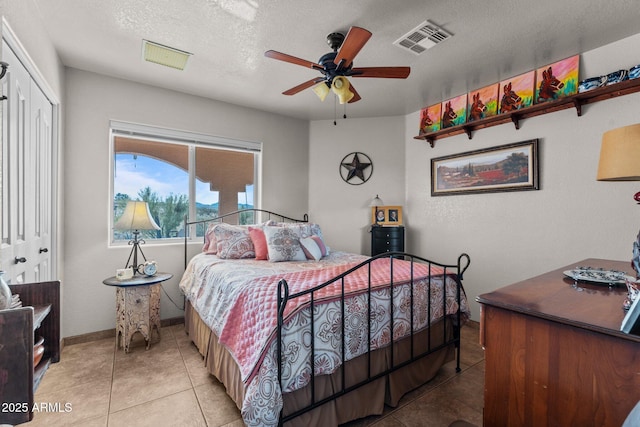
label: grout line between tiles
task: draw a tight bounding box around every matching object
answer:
[106,334,117,425]
[174,325,210,426]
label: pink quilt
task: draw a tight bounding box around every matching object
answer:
[218,257,445,382]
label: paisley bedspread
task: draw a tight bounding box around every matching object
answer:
[179,251,469,427]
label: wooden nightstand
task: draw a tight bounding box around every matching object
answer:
[103,273,172,352]
[371,225,405,256]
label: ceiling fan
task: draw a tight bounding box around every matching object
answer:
[265,26,410,104]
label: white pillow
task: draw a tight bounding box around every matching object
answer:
[263,226,306,262]
[212,223,255,259]
[300,235,328,260]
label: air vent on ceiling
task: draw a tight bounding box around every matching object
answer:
[142,40,192,70]
[394,20,452,55]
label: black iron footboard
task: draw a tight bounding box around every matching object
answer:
[276,252,470,426]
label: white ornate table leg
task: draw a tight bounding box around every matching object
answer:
[116,286,126,349]
[148,283,161,348]
[116,283,162,352]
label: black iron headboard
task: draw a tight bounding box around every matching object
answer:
[183,208,309,268]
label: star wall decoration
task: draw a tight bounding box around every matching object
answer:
[340,152,373,185]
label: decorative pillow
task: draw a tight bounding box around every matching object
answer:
[248,226,269,260]
[300,235,328,260]
[202,222,218,254]
[273,222,322,238]
[263,226,306,262]
[213,223,255,259]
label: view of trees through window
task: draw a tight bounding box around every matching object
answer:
[113,185,189,241]
[112,136,255,242]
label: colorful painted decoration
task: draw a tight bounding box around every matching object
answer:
[441,94,467,128]
[535,55,579,103]
[419,103,442,134]
[498,71,535,114]
[467,83,499,122]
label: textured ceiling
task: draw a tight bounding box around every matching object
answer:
[32,0,640,121]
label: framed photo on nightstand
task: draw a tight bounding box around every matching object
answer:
[371,206,403,226]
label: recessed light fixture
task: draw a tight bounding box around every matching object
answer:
[142,40,192,70]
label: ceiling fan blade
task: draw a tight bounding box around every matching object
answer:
[351,67,411,79]
[265,50,322,70]
[348,82,361,103]
[282,78,325,95]
[334,27,372,69]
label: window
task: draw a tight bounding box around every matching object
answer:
[110,121,260,244]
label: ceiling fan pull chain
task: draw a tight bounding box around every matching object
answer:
[334,95,337,125]
[343,103,347,120]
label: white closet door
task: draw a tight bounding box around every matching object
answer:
[30,78,53,282]
[0,42,53,283]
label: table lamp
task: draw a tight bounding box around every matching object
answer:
[597,123,640,277]
[370,194,384,225]
[114,200,160,274]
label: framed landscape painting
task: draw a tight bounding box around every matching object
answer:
[535,55,579,103]
[419,103,442,134]
[431,139,539,196]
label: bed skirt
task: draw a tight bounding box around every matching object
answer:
[185,301,455,426]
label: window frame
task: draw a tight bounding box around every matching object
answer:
[108,121,261,247]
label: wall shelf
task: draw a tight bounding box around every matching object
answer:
[414,78,640,147]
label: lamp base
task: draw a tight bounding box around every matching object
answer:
[124,231,148,275]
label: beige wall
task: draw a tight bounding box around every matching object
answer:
[5,1,640,333]
[406,32,640,320]
[62,69,309,336]
[309,116,406,254]
[310,32,640,321]
[0,1,64,97]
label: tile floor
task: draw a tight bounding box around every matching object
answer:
[29,322,484,427]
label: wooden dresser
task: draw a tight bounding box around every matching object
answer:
[477,259,640,427]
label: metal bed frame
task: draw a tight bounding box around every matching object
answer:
[182,209,470,426]
[276,251,470,425]
[183,208,308,267]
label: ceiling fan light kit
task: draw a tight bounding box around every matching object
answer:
[265,26,410,105]
[331,76,354,104]
[313,82,330,101]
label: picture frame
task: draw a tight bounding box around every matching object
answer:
[371,205,403,226]
[498,70,535,114]
[419,103,442,134]
[441,93,467,128]
[431,139,539,196]
[467,83,499,122]
[534,54,580,104]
